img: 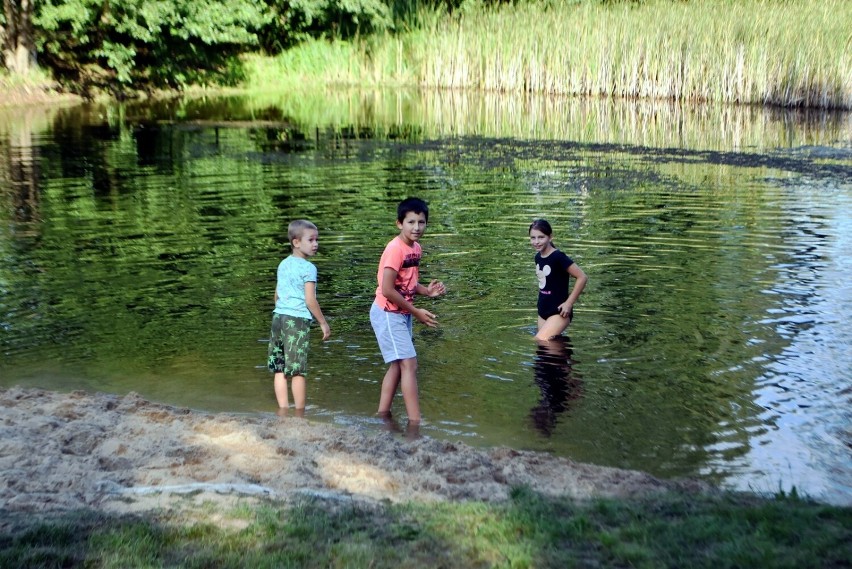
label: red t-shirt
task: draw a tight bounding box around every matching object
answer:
[375,236,421,313]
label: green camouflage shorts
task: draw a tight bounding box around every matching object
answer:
[267,314,312,377]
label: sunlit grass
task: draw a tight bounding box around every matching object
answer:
[0,68,81,110]
[2,488,850,568]
[0,67,55,89]
[244,0,852,109]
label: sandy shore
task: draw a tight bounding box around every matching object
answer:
[0,387,710,515]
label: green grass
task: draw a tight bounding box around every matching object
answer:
[243,0,852,109]
[0,67,54,89]
[0,68,82,109]
[2,487,850,568]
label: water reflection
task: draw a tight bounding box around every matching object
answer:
[529,336,582,437]
[3,113,42,229]
[1,93,850,505]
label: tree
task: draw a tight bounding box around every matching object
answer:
[33,0,270,90]
[2,0,36,74]
[259,0,393,53]
[3,0,402,90]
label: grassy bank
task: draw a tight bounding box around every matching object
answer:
[2,488,850,568]
[0,71,81,108]
[245,0,852,109]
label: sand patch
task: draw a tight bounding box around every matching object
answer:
[0,387,709,515]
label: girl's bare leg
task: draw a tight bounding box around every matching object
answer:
[273,372,289,408]
[291,375,306,410]
[377,361,401,415]
[399,357,421,423]
[535,314,571,341]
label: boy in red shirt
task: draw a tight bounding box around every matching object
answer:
[370,197,446,424]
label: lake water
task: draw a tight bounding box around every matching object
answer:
[1,91,850,505]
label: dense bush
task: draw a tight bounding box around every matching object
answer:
[31,0,269,90]
[259,0,394,53]
[2,0,407,92]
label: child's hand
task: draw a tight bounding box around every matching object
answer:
[320,321,331,340]
[414,308,439,328]
[558,301,573,318]
[426,279,446,297]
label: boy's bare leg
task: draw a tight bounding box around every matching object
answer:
[399,357,421,423]
[291,375,306,410]
[377,361,401,415]
[273,372,289,408]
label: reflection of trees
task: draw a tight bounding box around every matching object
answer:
[1,110,41,227]
[0,98,833,483]
[576,166,787,476]
[0,107,49,367]
[1,107,432,376]
[162,90,852,153]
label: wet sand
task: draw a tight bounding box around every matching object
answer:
[0,387,710,515]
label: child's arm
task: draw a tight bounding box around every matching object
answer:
[304,282,331,340]
[557,264,588,317]
[416,279,446,298]
[381,268,439,327]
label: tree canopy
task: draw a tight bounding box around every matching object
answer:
[2,0,398,92]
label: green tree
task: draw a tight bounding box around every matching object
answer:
[2,0,403,91]
[32,0,270,90]
[2,0,36,75]
[259,0,394,53]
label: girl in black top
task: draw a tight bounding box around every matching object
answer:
[529,219,588,341]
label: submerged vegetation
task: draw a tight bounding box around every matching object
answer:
[2,0,850,108]
[2,488,850,568]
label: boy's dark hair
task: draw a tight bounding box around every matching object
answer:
[397,197,429,222]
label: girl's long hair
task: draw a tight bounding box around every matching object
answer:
[529,219,552,236]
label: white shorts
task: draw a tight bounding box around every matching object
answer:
[370,302,416,363]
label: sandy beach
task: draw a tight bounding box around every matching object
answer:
[0,386,710,517]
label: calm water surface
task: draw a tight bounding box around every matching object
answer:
[1,93,850,505]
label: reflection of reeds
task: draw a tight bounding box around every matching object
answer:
[246,0,852,110]
[232,89,852,152]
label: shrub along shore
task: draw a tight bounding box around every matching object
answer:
[244,0,851,110]
[3,1,849,110]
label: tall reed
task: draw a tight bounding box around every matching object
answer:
[245,0,852,109]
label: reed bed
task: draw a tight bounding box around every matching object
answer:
[246,0,852,109]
